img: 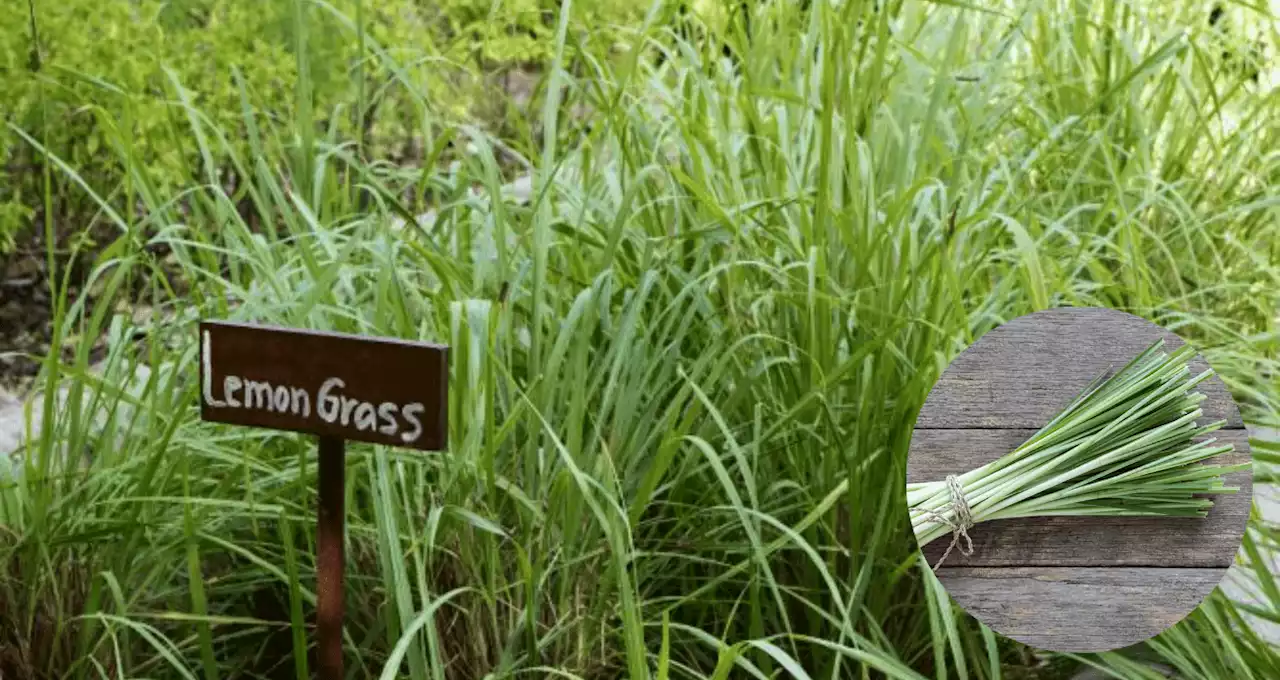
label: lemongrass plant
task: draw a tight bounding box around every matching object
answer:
[909,339,1248,554]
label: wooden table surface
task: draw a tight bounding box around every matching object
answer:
[908,307,1252,652]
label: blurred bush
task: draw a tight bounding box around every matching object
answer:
[0,0,645,255]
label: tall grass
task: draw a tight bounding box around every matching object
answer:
[2,0,1278,678]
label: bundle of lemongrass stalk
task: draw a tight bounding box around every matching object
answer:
[909,339,1247,566]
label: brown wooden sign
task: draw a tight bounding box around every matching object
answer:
[199,321,448,451]
[200,319,449,679]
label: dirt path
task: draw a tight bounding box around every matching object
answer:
[0,250,56,390]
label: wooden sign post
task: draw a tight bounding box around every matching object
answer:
[198,321,448,679]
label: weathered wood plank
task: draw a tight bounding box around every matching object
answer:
[906,308,1255,652]
[914,308,1244,430]
[938,567,1225,652]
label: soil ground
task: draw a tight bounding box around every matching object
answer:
[0,247,58,392]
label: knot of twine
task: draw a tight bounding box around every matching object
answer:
[918,474,974,571]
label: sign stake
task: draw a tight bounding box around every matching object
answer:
[198,320,448,678]
[316,435,346,679]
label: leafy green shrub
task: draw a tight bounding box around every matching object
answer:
[0,1,310,253]
[0,0,646,255]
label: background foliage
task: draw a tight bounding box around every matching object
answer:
[0,0,646,253]
[1,0,1278,679]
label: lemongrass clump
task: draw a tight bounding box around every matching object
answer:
[909,340,1246,554]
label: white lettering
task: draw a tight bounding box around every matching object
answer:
[377,402,399,435]
[205,364,430,445]
[317,378,344,423]
[201,331,227,408]
[245,380,275,411]
[224,376,242,407]
[354,402,377,432]
[401,403,425,443]
[340,396,360,426]
[273,385,291,412]
[291,387,311,417]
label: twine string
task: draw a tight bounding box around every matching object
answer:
[915,474,974,571]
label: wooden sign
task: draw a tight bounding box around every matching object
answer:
[199,320,448,450]
[199,319,449,680]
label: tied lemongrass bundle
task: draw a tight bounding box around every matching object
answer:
[909,339,1247,569]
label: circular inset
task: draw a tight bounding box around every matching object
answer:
[906,307,1252,652]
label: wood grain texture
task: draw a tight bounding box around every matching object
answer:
[199,321,449,450]
[915,307,1244,429]
[908,307,1253,652]
[940,567,1225,652]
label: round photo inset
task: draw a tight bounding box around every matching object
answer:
[906,307,1252,652]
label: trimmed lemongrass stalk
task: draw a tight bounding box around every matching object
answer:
[909,340,1248,551]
